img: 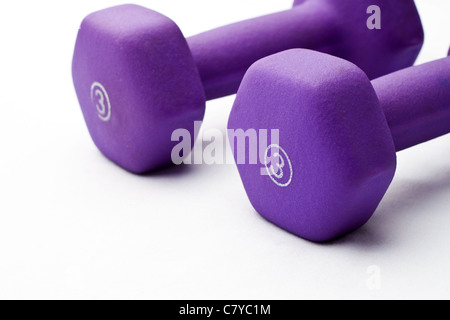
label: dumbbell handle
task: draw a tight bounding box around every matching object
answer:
[187,2,333,100]
[373,56,450,151]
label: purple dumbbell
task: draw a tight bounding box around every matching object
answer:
[228,50,450,242]
[73,1,423,173]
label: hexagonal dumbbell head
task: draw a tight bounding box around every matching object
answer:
[73,6,205,173]
[229,49,450,242]
[228,49,397,242]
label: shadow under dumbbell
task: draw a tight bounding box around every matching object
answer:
[142,163,201,178]
[327,165,450,249]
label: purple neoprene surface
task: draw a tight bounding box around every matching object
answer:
[73,6,205,173]
[373,58,450,151]
[190,0,424,99]
[228,49,450,242]
[73,1,424,173]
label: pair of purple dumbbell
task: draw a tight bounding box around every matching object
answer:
[72,1,450,242]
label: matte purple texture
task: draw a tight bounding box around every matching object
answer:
[228,49,450,242]
[191,0,424,99]
[72,6,205,173]
[73,1,423,173]
[373,57,450,151]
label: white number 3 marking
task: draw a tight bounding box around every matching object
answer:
[264,145,293,188]
[90,82,111,122]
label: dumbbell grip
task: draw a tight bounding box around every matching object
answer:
[187,2,335,100]
[373,56,450,152]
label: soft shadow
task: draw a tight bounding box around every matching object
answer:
[326,166,450,249]
[95,148,202,179]
[323,222,390,249]
[140,163,201,179]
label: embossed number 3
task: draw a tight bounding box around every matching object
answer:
[269,153,285,179]
[90,82,111,122]
[95,89,106,116]
[264,144,293,188]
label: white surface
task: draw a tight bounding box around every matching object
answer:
[0,0,449,300]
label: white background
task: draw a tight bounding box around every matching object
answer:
[0,0,449,300]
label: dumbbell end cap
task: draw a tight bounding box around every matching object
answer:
[229,49,397,241]
[72,5,205,173]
